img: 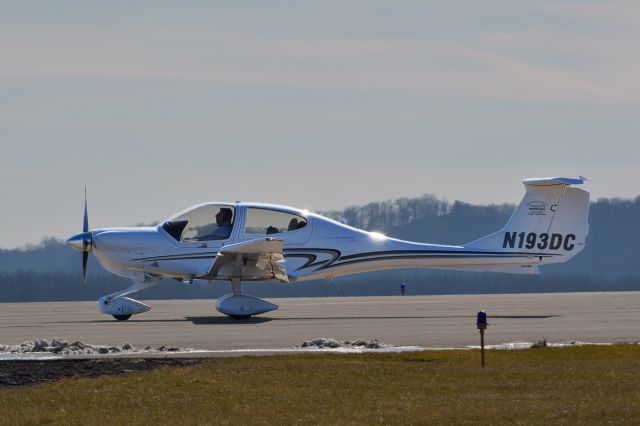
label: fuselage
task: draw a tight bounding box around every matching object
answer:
[87,201,547,283]
[66,177,590,320]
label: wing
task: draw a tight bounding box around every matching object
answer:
[201,238,289,283]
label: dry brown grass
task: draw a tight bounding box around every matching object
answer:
[1,345,640,425]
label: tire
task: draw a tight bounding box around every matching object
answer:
[113,314,132,321]
[229,314,252,320]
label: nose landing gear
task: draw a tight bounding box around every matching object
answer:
[97,279,156,321]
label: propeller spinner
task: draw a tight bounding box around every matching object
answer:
[66,189,92,285]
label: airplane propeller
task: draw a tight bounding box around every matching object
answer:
[66,188,93,286]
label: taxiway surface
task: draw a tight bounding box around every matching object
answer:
[1,292,638,351]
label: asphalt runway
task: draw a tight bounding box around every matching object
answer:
[1,292,638,352]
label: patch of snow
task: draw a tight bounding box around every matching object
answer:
[0,338,193,359]
[467,340,617,350]
[298,338,394,350]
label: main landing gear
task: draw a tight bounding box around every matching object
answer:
[214,278,278,319]
[96,277,278,321]
[113,314,132,321]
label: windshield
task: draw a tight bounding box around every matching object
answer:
[162,204,235,242]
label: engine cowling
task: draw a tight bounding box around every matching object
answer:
[97,296,151,316]
[215,294,278,318]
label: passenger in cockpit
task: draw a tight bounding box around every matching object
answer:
[287,218,299,231]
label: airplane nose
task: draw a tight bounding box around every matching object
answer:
[66,232,93,252]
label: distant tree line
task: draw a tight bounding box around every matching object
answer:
[1,193,639,302]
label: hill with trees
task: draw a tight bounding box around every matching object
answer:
[1,194,638,302]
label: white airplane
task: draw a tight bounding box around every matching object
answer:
[67,177,589,321]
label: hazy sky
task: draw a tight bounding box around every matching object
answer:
[1,1,638,249]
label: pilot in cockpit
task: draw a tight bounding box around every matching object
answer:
[200,207,233,240]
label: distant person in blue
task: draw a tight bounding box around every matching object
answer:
[400,282,406,296]
[201,208,234,240]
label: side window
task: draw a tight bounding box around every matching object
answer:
[244,208,307,236]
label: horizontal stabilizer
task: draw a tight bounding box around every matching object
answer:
[522,176,586,186]
[443,264,540,275]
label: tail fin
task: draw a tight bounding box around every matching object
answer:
[465,177,590,265]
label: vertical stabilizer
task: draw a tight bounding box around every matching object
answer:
[465,177,590,264]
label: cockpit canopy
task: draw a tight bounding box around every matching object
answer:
[161,203,308,242]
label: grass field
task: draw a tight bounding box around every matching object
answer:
[1,345,640,425]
